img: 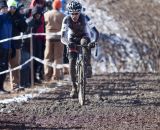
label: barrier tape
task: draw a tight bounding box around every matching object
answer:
[0,32,61,44]
[0,34,32,44]
[32,32,61,36]
[0,32,68,76]
[0,57,33,75]
[0,56,69,75]
[33,56,69,69]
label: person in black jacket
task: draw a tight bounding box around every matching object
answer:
[16,3,31,87]
[7,0,27,90]
[0,0,13,93]
[26,6,43,84]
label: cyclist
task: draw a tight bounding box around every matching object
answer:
[61,0,99,98]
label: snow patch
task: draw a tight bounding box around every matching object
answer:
[0,87,54,104]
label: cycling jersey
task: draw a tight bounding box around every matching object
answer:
[61,13,99,45]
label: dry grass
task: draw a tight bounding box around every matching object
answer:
[106,0,160,71]
[86,0,160,72]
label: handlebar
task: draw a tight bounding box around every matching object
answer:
[76,44,89,47]
[67,42,97,48]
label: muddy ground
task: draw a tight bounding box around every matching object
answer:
[0,73,160,130]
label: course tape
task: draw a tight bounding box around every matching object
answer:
[0,57,33,75]
[0,34,32,44]
[32,32,61,36]
[33,56,69,69]
[0,32,61,44]
[0,56,69,75]
[0,32,68,75]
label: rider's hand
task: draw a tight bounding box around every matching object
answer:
[68,42,76,48]
[88,42,96,48]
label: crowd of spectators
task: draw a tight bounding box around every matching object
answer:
[0,0,68,93]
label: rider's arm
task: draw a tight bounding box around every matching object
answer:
[85,15,99,43]
[61,17,69,45]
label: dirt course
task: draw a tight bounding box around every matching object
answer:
[0,73,160,130]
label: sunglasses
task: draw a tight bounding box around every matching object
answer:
[71,13,79,16]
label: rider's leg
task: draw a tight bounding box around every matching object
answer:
[69,52,78,98]
[85,48,92,78]
[81,36,92,78]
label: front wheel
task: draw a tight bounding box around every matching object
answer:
[78,63,86,105]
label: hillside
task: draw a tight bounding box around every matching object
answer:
[80,0,160,73]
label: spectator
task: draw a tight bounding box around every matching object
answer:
[60,0,67,14]
[23,7,32,19]
[17,2,25,15]
[26,6,44,84]
[16,3,31,87]
[0,0,12,93]
[29,0,46,83]
[60,0,69,73]
[30,0,45,10]
[44,0,65,81]
[7,0,27,90]
[45,0,52,12]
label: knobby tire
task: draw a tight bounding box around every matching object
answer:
[78,62,86,105]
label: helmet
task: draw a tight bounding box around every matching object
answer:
[67,0,82,13]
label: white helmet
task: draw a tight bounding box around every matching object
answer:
[67,0,82,13]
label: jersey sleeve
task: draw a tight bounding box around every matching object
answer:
[85,15,99,42]
[86,15,95,29]
[61,16,69,45]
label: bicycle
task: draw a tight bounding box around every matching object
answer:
[67,42,96,105]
